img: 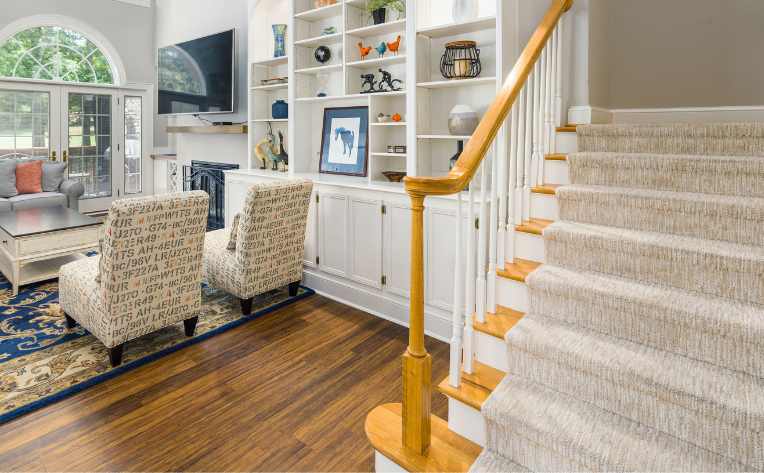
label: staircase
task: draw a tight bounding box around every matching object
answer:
[365,0,764,470]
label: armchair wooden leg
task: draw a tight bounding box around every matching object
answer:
[109,344,124,367]
[184,316,199,337]
[64,312,77,329]
[240,298,254,316]
[288,281,300,297]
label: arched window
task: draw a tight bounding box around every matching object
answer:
[0,26,115,84]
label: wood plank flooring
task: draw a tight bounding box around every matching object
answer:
[0,295,450,472]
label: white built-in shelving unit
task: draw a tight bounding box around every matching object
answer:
[246,0,513,187]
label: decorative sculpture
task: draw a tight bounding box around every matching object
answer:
[387,35,401,56]
[254,125,279,170]
[272,24,287,58]
[375,42,387,58]
[314,45,331,64]
[377,68,403,92]
[274,131,289,172]
[358,42,372,60]
[360,73,377,94]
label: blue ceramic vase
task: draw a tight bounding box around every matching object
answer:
[272,100,288,119]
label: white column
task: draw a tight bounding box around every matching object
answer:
[449,191,465,387]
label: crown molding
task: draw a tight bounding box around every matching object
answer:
[113,0,151,8]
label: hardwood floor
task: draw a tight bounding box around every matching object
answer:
[0,295,450,472]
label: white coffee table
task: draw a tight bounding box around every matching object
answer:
[0,207,101,295]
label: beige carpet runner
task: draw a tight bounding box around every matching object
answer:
[473,123,764,472]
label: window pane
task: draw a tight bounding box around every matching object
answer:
[0,90,49,160]
[68,92,112,198]
[124,96,142,194]
[0,26,114,85]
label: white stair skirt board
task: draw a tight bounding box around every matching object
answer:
[530,192,560,221]
[496,277,529,313]
[448,397,487,447]
[475,329,509,372]
[544,160,570,185]
[555,131,578,155]
[374,451,408,473]
[514,231,545,264]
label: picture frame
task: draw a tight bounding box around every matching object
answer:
[319,106,369,177]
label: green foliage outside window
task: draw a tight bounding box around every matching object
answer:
[0,26,114,84]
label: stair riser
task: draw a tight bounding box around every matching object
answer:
[474,330,509,372]
[543,160,570,185]
[545,231,764,306]
[530,193,559,221]
[555,132,578,154]
[495,278,528,313]
[569,154,764,198]
[448,398,487,447]
[558,191,764,246]
[507,337,764,469]
[514,232,545,263]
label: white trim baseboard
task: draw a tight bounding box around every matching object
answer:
[568,105,764,125]
[303,268,452,343]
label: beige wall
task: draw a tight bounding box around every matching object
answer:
[590,0,764,109]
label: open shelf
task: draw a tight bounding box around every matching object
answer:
[295,63,343,74]
[167,125,248,135]
[372,122,407,127]
[295,32,343,47]
[346,55,406,68]
[417,134,472,140]
[372,152,407,157]
[251,83,288,91]
[417,77,496,89]
[346,19,406,38]
[251,56,288,67]
[294,2,343,21]
[417,16,497,38]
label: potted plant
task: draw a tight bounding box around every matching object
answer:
[366,0,404,25]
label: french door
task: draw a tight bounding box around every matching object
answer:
[0,81,151,213]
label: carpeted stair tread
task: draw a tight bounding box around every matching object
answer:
[557,184,764,245]
[505,316,764,468]
[577,123,764,156]
[469,450,529,473]
[526,265,764,378]
[482,376,748,472]
[545,221,764,305]
[568,152,764,197]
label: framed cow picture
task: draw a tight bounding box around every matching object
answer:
[319,106,369,177]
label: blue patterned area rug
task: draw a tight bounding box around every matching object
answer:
[0,275,313,425]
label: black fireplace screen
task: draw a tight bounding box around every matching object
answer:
[183,161,239,231]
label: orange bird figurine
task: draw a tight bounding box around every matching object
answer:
[358,42,372,60]
[387,35,401,56]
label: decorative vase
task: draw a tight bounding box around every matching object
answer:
[314,45,331,64]
[272,100,288,119]
[372,8,386,25]
[448,104,479,136]
[272,24,287,58]
[452,0,478,23]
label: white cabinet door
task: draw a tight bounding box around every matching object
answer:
[319,192,349,277]
[425,207,459,311]
[383,202,412,298]
[348,197,383,289]
[304,190,319,268]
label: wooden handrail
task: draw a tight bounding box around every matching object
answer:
[404,0,574,198]
[399,0,574,456]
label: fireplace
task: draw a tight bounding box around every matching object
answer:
[183,160,239,230]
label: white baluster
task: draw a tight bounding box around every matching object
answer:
[533,53,544,188]
[487,143,499,315]
[515,86,527,228]
[523,75,534,223]
[555,21,564,129]
[549,26,559,152]
[449,191,465,387]
[475,161,488,323]
[505,100,519,264]
[496,111,510,274]
[541,42,552,185]
[463,180,476,374]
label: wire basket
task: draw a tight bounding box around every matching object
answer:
[440,40,481,79]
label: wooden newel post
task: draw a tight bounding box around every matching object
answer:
[402,192,432,455]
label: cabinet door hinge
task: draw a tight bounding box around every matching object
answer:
[381,204,386,215]
[475,217,480,230]
[316,256,320,265]
[316,194,320,203]
[381,275,387,286]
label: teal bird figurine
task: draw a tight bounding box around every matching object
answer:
[375,42,387,58]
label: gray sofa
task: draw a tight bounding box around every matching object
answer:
[0,159,85,213]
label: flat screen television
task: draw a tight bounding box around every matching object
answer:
[158,30,235,115]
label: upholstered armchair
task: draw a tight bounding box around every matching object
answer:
[59,191,210,367]
[203,179,313,315]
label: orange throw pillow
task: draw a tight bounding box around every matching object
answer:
[16,160,43,194]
